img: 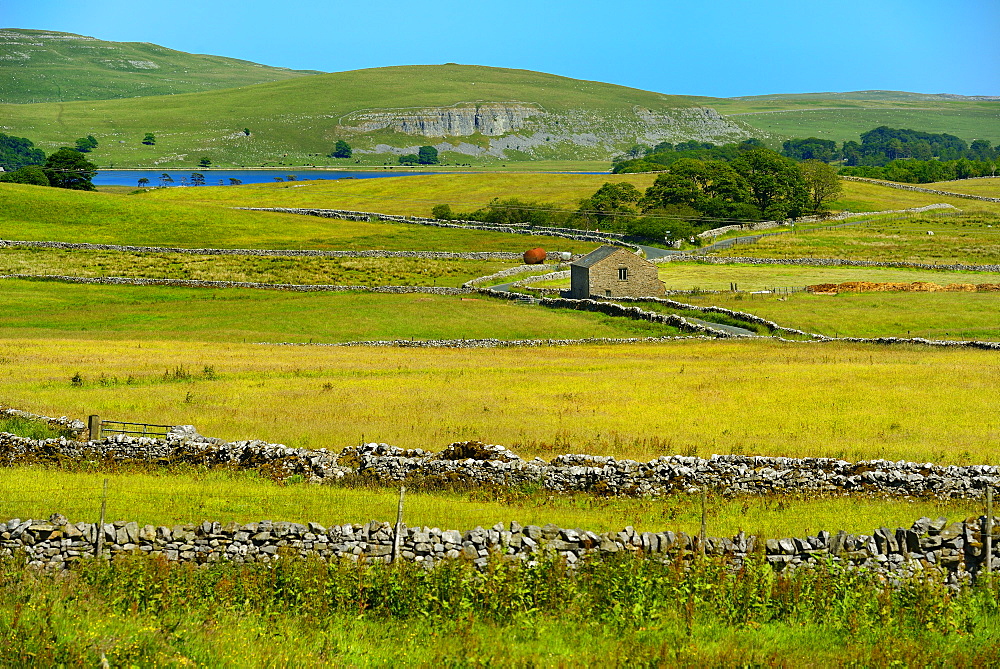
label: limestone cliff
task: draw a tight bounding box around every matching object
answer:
[340,103,544,137]
[340,102,758,159]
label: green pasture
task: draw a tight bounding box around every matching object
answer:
[715,215,1000,265]
[0,467,985,542]
[0,63,705,166]
[530,260,1000,292]
[828,179,1000,214]
[713,101,1000,145]
[137,171,657,214]
[0,29,318,104]
[0,280,675,343]
[0,248,514,287]
[922,177,1000,198]
[3,338,998,464]
[686,291,1000,341]
[0,182,598,253]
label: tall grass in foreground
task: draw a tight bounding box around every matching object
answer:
[2,553,999,666]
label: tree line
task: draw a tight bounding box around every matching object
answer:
[433,147,840,245]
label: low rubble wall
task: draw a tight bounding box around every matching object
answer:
[0,274,470,295]
[0,512,994,588]
[4,431,999,501]
[240,207,636,249]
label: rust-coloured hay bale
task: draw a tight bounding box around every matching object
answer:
[523,248,546,264]
[976,283,1000,292]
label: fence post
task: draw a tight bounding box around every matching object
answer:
[95,478,108,559]
[88,415,101,441]
[391,485,406,564]
[987,486,993,576]
[699,487,707,558]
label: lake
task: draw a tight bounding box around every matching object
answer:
[94,169,438,187]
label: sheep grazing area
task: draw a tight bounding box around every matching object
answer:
[2,176,1000,665]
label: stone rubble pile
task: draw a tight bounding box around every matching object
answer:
[0,512,996,588]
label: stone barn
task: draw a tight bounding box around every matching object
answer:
[569,245,665,299]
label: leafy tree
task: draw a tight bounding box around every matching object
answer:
[432,204,453,220]
[74,135,98,153]
[137,177,150,187]
[190,172,206,186]
[43,148,97,190]
[198,157,212,168]
[0,132,46,170]
[782,138,839,162]
[160,173,174,187]
[331,140,352,159]
[799,160,842,212]
[731,148,808,219]
[574,182,641,231]
[398,154,420,165]
[417,146,439,165]
[0,165,50,186]
[142,133,156,146]
[229,178,243,186]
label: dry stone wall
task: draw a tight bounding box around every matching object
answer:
[0,239,534,261]
[4,431,999,501]
[0,274,470,295]
[239,207,638,251]
[0,512,996,589]
[840,176,1000,203]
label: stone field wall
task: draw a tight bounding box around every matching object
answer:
[3,430,999,501]
[1,511,997,589]
[240,207,638,250]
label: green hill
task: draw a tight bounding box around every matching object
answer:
[0,28,320,104]
[709,91,1000,145]
[0,63,758,165]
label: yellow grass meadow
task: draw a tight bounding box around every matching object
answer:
[2,337,998,465]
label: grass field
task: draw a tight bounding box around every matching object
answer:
[710,97,1000,145]
[0,248,515,287]
[685,291,1000,341]
[0,183,599,253]
[828,179,1000,215]
[530,261,1000,292]
[0,280,676,343]
[2,337,998,464]
[921,177,1000,197]
[715,216,1000,265]
[0,467,985,541]
[137,172,657,214]
[0,29,318,104]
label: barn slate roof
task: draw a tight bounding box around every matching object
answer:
[570,245,627,268]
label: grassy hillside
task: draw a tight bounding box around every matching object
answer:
[921,177,1000,197]
[0,182,598,252]
[0,29,319,103]
[710,93,1000,145]
[0,63,754,165]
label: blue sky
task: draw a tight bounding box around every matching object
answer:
[6,0,999,97]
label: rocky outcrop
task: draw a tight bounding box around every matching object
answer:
[345,104,757,159]
[341,102,544,137]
